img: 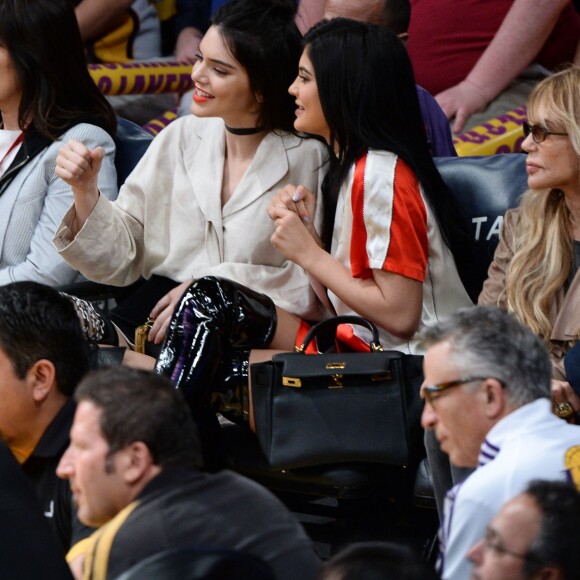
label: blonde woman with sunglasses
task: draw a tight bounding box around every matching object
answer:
[479,66,580,421]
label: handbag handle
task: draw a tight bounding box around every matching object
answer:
[296,315,383,353]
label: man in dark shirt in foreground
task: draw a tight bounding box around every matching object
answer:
[0,441,72,578]
[0,282,91,551]
[57,367,321,580]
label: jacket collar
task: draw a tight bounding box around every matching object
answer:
[0,125,53,195]
[478,399,552,467]
[185,122,291,221]
[23,398,75,463]
[137,465,204,503]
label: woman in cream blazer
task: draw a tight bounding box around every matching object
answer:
[55,115,327,321]
[54,0,327,351]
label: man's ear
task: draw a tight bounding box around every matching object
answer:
[483,378,506,420]
[27,359,57,403]
[122,442,155,485]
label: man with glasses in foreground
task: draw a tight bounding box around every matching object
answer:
[468,480,580,580]
[419,306,580,580]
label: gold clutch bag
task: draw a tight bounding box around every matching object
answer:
[134,318,154,354]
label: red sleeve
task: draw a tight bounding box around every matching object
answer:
[350,153,428,282]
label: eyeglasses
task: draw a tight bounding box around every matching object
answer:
[420,376,488,405]
[482,528,535,562]
[523,122,568,144]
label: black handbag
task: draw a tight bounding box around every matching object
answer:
[250,315,425,469]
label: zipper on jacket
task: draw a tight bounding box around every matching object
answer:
[0,155,30,191]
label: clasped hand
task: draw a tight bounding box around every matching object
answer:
[268,184,323,267]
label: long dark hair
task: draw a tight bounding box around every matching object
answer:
[0,0,116,139]
[212,0,302,132]
[304,18,474,296]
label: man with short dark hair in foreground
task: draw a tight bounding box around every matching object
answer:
[57,367,321,580]
[0,282,91,551]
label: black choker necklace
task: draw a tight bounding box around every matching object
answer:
[225,125,265,135]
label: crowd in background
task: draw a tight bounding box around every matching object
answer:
[0,0,579,579]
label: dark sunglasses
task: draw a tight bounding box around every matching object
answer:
[523,122,568,144]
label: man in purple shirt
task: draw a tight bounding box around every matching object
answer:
[323,0,456,156]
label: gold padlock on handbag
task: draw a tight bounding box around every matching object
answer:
[134,317,155,354]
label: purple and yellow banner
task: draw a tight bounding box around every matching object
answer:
[88,61,194,96]
[454,106,527,156]
[88,61,529,153]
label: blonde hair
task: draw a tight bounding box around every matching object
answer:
[504,66,580,342]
